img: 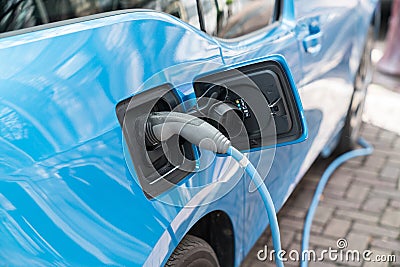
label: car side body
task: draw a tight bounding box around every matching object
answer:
[0,0,378,266]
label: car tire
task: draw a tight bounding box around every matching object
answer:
[165,235,220,267]
[336,24,374,154]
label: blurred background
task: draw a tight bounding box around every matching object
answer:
[365,0,400,135]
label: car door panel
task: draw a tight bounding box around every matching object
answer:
[295,1,360,139]
[295,0,361,162]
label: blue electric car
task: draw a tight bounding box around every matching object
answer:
[0,0,378,266]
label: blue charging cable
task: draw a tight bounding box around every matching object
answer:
[227,146,285,267]
[147,112,373,267]
[300,137,373,267]
[228,138,373,267]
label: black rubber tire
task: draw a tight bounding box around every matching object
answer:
[336,24,374,154]
[165,235,220,267]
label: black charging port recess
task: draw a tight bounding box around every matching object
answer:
[193,60,302,150]
[116,84,195,198]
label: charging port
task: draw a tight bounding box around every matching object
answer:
[194,60,302,150]
[116,85,196,198]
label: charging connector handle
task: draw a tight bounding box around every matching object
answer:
[147,112,231,154]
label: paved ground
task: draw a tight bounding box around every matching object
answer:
[241,123,400,267]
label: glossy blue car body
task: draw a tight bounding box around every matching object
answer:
[0,0,377,266]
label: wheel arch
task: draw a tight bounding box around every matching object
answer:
[186,210,235,267]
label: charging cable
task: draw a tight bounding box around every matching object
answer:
[227,146,285,267]
[300,137,373,267]
[146,112,373,267]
